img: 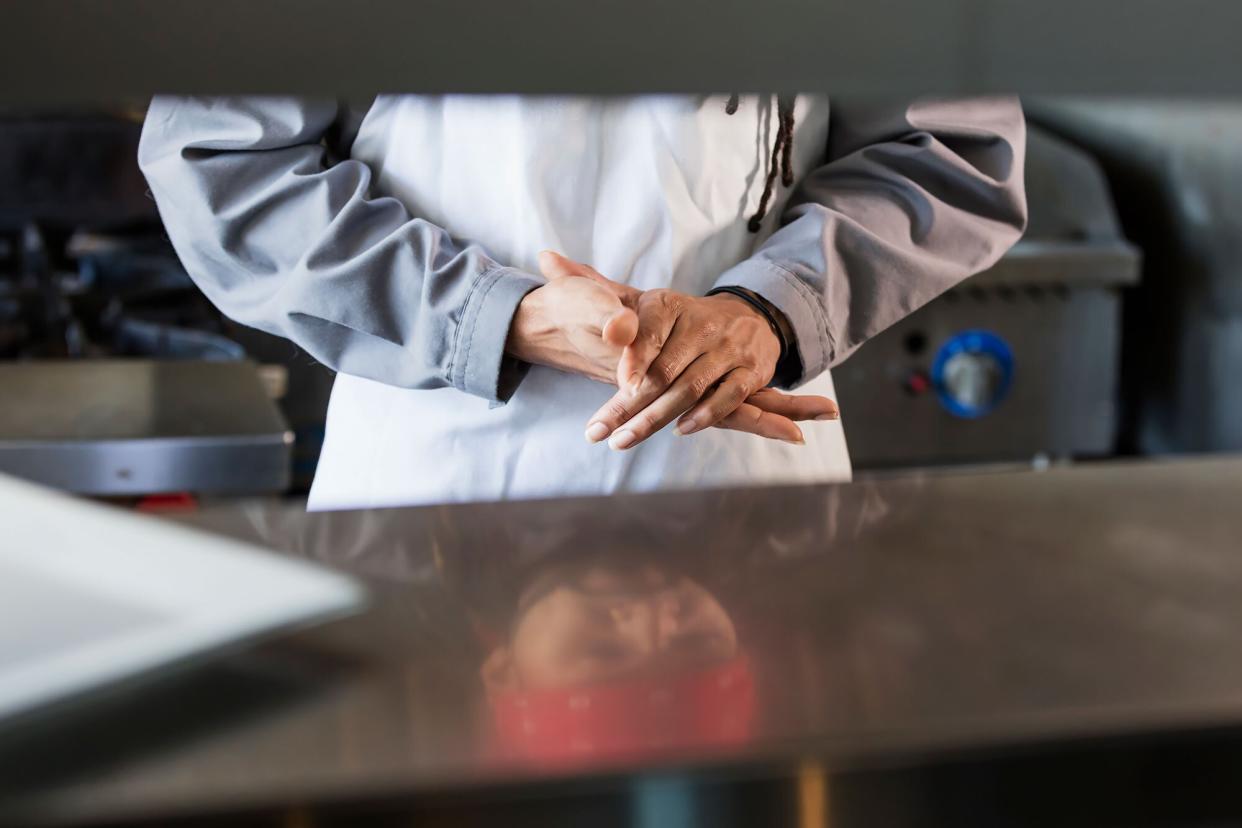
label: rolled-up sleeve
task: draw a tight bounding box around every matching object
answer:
[713,96,1028,388]
[138,96,542,402]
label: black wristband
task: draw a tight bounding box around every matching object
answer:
[706,286,800,387]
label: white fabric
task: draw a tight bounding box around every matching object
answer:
[309,95,850,510]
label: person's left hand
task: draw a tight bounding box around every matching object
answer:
[587,287,838,450]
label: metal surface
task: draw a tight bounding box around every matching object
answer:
[1030,100,1242,456]
[0,360,292,494]
[833,127,1141,467]
[4,456,1242,825]
[4,1,1242,101]
[970,240,1140,289]
[834,282,1123,465]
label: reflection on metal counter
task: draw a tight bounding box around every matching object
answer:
[0,360,291,495]
[834,126,1142,467]
[5,457,1242,826]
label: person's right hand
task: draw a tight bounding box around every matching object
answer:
[505,251,642,385]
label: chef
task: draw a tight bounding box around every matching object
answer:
[139,95,1026,509]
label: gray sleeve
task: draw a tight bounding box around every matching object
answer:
[712,96,1028,387]
[138,96,542,402]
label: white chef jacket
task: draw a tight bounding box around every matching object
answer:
[140,94,1027,510]
[309,95,851,509]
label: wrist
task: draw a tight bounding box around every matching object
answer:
[707,286,803,387]
[707,286,786,359]
[505,286,557,363]
[712,293,778,344]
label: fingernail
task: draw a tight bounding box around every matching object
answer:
[783,427,806,445]
[815,412,840,421]
[609,430,637,451]
[677,418,699,435]
[585,422,610,443]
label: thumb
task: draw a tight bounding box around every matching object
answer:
[540,250,639,346]
[601,305,639,348]
[581,279,638,347]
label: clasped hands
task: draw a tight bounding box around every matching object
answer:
[506,251,838,449]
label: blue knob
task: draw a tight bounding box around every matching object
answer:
[930,330,1014,418]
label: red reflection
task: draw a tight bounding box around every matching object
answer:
[489,654,755,766]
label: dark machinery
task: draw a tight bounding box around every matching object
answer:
[0,112,293,495]
[833,125,1141,468]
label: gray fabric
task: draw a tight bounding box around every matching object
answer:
[138,97,541,403]
[138,96,1026,401]
[714,97,1028,385]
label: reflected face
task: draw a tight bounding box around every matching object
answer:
[482,563,737,693]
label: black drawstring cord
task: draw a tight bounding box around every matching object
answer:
[777,93,795,187]
[725,94,796,232]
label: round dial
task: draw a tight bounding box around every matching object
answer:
[942,351,1004,411]
[931,331,1013,418]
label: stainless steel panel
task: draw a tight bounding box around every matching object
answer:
[835,285,1122,466]
[0,360,292,494]
[6,457,1242,825]
[972,240,1140,289]
[831,125,1142,468]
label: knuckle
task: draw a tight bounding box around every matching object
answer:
[658,289,686,312]
[652,358,680,387]
[636,301,662,326]
[731,378,754,403]
[603,400,631,422]
[689,375,713,400]
[635,411,662,434]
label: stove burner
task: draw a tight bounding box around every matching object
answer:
[0,224,242,360]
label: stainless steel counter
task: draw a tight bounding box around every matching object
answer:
[0,361,291,495]
[5,456,1242,826]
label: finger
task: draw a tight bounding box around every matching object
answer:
[617,291,679,395]
[606,354,733,451]
[538,250,641,303]
[674,367,762,435]
[537,250,581,280]
[579,262,642,304]
[550,274,637,347]
[586,315,703,443]
[539,250,641,347]
[744,388,839,421]
[713,402,806,444]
